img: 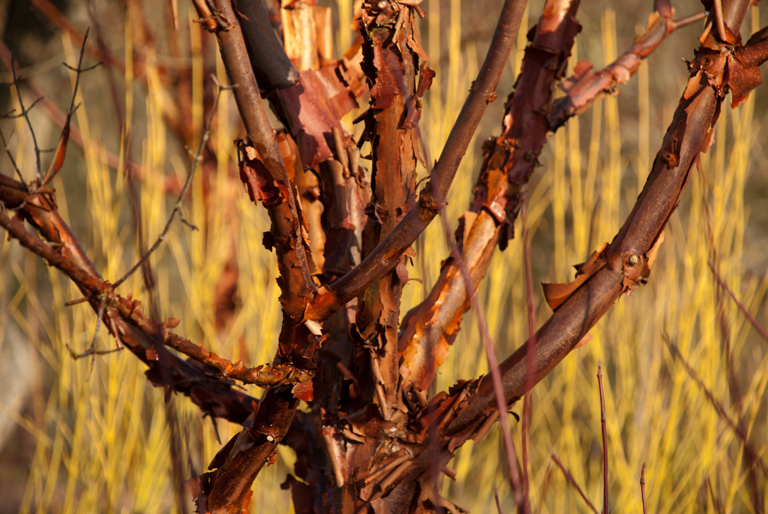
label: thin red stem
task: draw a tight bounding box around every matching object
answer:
[598,361,609,513]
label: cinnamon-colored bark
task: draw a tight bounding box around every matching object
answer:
[3,0,766,512]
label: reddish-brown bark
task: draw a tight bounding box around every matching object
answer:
[2,0,766,512]
[399,0,582,393]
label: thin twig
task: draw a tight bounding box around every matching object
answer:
[521,194,536,511]
[42,28,100,187]
[413,105,527,513]
[712,0,728,42]
[640,464,647,514]
[7,57,44,180]
[706,476,725,514]
[662,335,768,474]
[707,260,768,346]
[597,361,609,514]
[548,445,599,514]
[65,297,113,382]
[673,11,707,29]
[0,128,28,188]
[494,485,504,514]
[112,76,231,289]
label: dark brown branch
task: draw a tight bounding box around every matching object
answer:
[306,0,527,321]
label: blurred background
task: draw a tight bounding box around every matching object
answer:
[0,0,767,512]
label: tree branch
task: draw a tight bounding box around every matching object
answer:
[306,0,528,321]
[399,0,582,392]
[548,9,706,130]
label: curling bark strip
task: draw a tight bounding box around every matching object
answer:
[305,0,527,321]
[399,0,582,392]
[352,2,423,420]
[203,0,315,322]
[191,0,329,509]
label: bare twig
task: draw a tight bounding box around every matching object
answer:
[494,486,504,514]
[662,335,768,474]
[598,361,609,513]
[419,122,527,512]
[549,445,599,514]
[0,196,258,425]
[521,194,537,511]
[640,464,647,514]
[41,28,101,188]
[0,128,27,187]
[708,260,768,346]
[713,0,728,42]
[548,8,707,131]
[706,476,725,514]
[112,76,230,289]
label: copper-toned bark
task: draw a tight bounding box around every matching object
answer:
[207,0,315,321]
[399,0,582,392]
[190,0,325,508]
[305,0,528,321]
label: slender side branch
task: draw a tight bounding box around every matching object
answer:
[707,260,768,345]
[548,9,706,130]
[0,206,257,424]
[640,464,647,514]
[598,362,609,513]
[112,77,231,289]
[549,447,599,514]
